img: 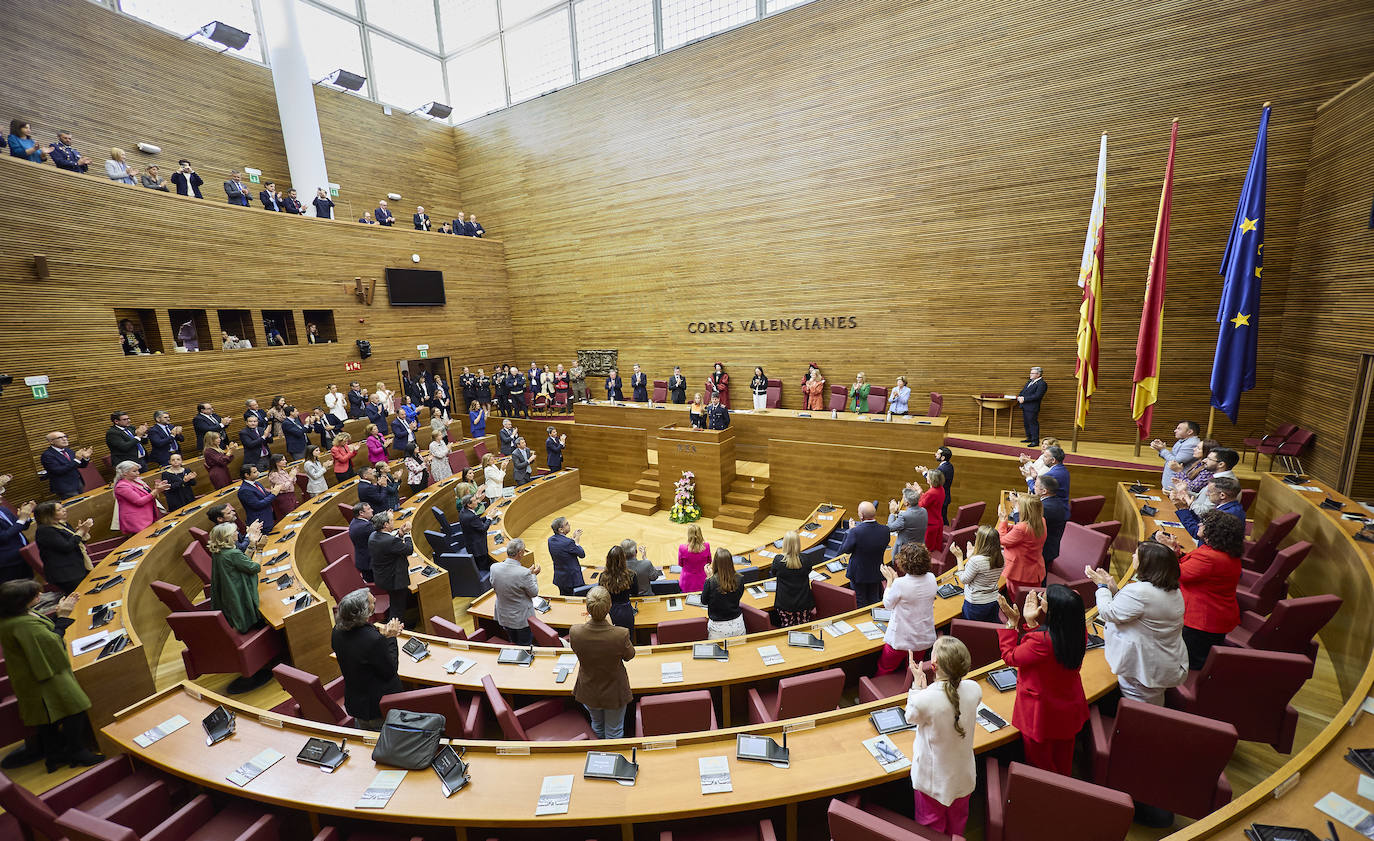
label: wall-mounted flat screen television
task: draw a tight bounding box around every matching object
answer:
[385,268,446,306]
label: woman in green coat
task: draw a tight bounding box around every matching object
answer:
[0,580,104,771]
[848,372,871,413]
[208,522,262,633]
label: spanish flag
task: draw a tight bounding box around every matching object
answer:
[1132,121,1178,440]
[1075,134,1106,430]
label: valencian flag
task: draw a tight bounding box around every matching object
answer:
[1211,105,1269,423]
[1075,134,1106,429]
[1131,120,1179,440]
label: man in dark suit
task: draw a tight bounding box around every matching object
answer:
[367,511,413,623]
[508,369,529,420]
[193,403,230,450]
[511,438,534,485]
[452,211,469,235]
[356,467,389,512]
[40,432,93,498]
[1027,445,1070,500]
[223,171,252,206]
[236,465,281,533]
[375,200,394,226]
[147,411,184,466]
[243,399,268,427]
[281,188,306,215]
[171,160,203,198]
[1031,476,1069,563]
[668,367,687,404]
[347,382,366,418]
[364,398,388,430]
[467,214,484,237]
[348,502,376,582]
[412,376,431,412]
[413,206,430,231]
[311,408,341,448]
[705,394,730,430]
[498,419,518,456]
[547,517,585,596]
[281,407,311,460]
[48,132,91,172]
[838,501,889,606]
[631,364,649,402]
[458,491,493,569]
[0,499,35,584]
[258,181,283,211]
[390,415,416,457]
[105,411,149,469]
[238,414,273,471]
[545,428,565,471]
[1017,366,1047,443]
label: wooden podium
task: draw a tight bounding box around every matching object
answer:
[657,424,736,518]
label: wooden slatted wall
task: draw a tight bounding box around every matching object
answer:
[1264,72,1374,487]
[452,0,1374,450]
[0,156,512,504]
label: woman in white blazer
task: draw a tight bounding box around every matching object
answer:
[876,542,938,675]
[481,453,506,500]
[1085,540,1188,705]
[903,636,981,836]
[324,384,349,422]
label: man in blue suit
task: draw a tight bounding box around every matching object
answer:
[375,200,394,226]
[390,415,416,457]
[237,465,282,533]
[348,502,376,582]
[1176,477,1245,540]
[365,397,388,429]
[1017,366,1047,443]
[147,411,184,466]
[281,188,306,215]
[223,171,252,206]
[238,414,273,471]
[0,498,36,583]
[48,132,91,172]
[1027,445,1070,500]
[347,382,366,419]
[467,214,485,237]
[258,181,282,211]
[1030,475,1070,563]
[547,517,585,595]
[356,467,389,512]
[837,501,890,606]
[243,399,268,427]
[40,432,93,498]
[281,406,311,460]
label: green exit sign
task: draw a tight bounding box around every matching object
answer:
[31,384,48,399]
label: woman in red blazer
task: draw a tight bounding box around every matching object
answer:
[997,493,1047,589]
[1155,510,1244,670]
[996,585,1088,775]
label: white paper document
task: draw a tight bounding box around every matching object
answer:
[1316,792,1374,836]
[356,770,407,808]
[822,620,854,638]
[71,630,111,656]
[227,748,284,787]
[855,622,884,641]
[536,774,574,815]
[442,655,477,675]
[661,662,684,683]
[862,735,911,772]
[134,714,189,748]
[698,756,733,794]
[758,645,784,666]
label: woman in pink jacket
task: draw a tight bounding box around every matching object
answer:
[113,461,166,535]
[365,424,388,467]
[677,523,711,593]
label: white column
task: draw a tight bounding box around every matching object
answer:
[258,0,330,215]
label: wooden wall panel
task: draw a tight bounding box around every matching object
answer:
[0,156,511,504]
[0,0,472,230]
[453,0,1374,449]
[1264,72,1374,487]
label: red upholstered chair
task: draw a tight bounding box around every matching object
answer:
[0,661,30,751]
[858,661,935,704]
[984,758,1133,841]
[0,755,177,841]
[336,501,355,521]
[741,603,773,633]
[828,385,848,412]
[636,690,718,737]
[447,448,470,475]
[1067,495,1105,525]
[20,543,62,593]
[473,441,492,461]
[320,531,355,568]
[532,392,549,414]
[950,502,985,533]
[271,664,354,727]
[1166,647,1311,753]
[1086,520,1122,545]
[932,526,977,575]
[927,393,943,418]
[1045,523,1112,593]
[151,580,209,613]
[188,527,209,551]
[1088,699,1236,820]
[1272,428,1315,474]
[379,685,484,739]
[1242,512,1299,572]
[766,380,782,408]
[812,581,857,619]
[1239,488,1257,511]
[87,536,125,562]
[652,617,708,645]
[1244,422,1296,466]
[321,559,389,620]
[294,473,310,496]
[80,462,106,492]
[661,818,777,841]
[165,611,282,683]
[829,796,959,841]
[1236,540,1312,616]
[653,380,668,402]
[528,615,564,648]
[481,675,594,741]
[181,540,213,587]
[57,793,281,841]
[426,615,494,642]
[1226,594,1342,660]
[747,667,845,724]
[948,619,1003,669]
[320,526,348,540]
[866,386,888,414]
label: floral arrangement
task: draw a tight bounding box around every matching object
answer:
[669,471,701,523]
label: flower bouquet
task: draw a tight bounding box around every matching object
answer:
[669,471,701,523]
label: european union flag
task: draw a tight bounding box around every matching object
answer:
[1210,105,1269,423]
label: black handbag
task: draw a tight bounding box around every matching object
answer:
[371,709,446,769]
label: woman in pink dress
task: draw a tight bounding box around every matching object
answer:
[113,461,166,535]
[911,467,947,552]
[677,523,711,593]
[365,425,388,467]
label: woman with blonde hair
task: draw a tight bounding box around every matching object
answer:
[208,522,261,634]
[677,523,711,593]
[802,369,826,411]
[700,547,744,639]
[568,586,636,739]
[848,372,870,413]
[599,545,638,631]
[688,392,706,429]
[904,636,981,836]
[952,524,1005,623]
[331,431,361,482]
[998,492,1047,590]
[104,147,137,184]
[374,381,395,414]
[202,431,236,489]
[770,530,815,626]
[482,452,506,499]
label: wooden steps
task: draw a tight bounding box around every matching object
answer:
[622,467,662,515]
[713,477,770,533]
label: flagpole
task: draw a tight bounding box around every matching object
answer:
[1206,406,1216,440]
[1072,388,1082,453]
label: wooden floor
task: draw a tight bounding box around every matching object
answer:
[0,465,1347,840]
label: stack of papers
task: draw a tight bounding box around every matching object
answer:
[227,748,284,787]
[759,645,784,666]
[356,770,406,808]
[822,620,854,638]
[442,655,477,675]
[855,622,884,640]
[862,735,910,772]
[807,570,827,582]
[133,715,189,747]
[536,774,574,815]
[661,662,684,683]
[698,756,732,794]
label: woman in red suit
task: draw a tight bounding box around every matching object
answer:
[802,369,826,411]
[1155,510,1244,670]
[910,467,946,551]
[997,493,1047,590]
[707,362,730,408]
[996,585,1088,775]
